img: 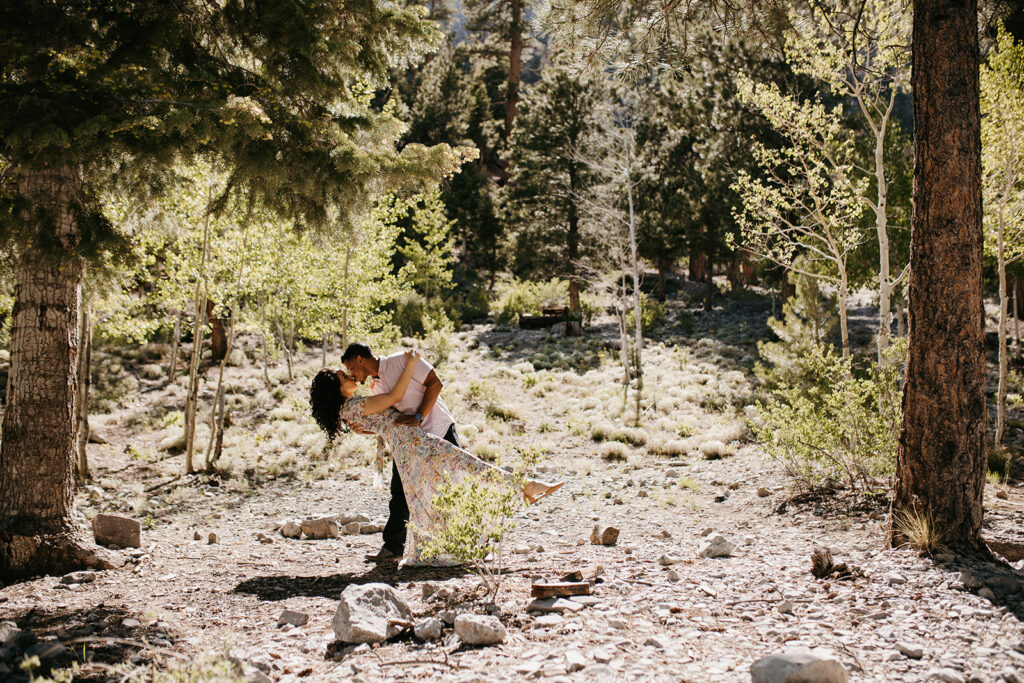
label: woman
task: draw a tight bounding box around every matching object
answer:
[310,349,562,565]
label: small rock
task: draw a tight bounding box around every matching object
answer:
[666,569,680,582]
[280,521,302,539]
[121,618,141,628]
[534,614,564,628]
[928,669,967,683]
[208,532,219,544]
[757,487,771,497]
[750,648,849,683]
[960,571,984,590]
[979,587,997,601]
[413,617,443,641]
[659,553,683,566]
[193,530,202,540]
[698,534,736,558]
[277,609,308,627]
[359,522,384,534]
[60,571,97,585]
[897,642,924,659]
[986,575,1020,592]
[527,598,583,613]
[92,514,141,549]
[453,614,505,645]
[1000,668,1023,683]
[565,649,587,672]
[513,544,532,554]
[302,516,340,539]
[659,529,672,539]
[342,522,361,535]
[248,671,273,683]
[996,490,1009,500]
[777,600,795,615]
[644,636,669,649]
[699,528,714,537]
[338,513,372,525]
[0,622,19,647]
[885,572,908,586]
[332,583,410,643]
[590,525,619,546]
[256,533,273,544]
[934,553,956,563]
[421,582,437,599]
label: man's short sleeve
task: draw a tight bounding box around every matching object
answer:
[412,357,433,384]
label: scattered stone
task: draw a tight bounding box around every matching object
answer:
[256,533,273,544]
[342,522,362,535]
[527,598,583,613]
[208,532,219,544]
[531,582,591,598]
[644,636,669,649]
[960,571,985,590]
[121,618,141,628]
[359,522,384,534]
[513,544,532,554]
[193,530,202,541]
[700,528,714,537]
[453,614,505,645]
[897,642,924,659]
[421,582,437,599]
[338,513,372,526]
[698,534,735,558]
[280,521,301,539]
[92,514,141,549]
[569,595,602,606]
[590,525,619,546]
[666,569,681,582]
[996,490,1009,500]
[885,572,908,586]
[248,671,273,683]
[659,529,672,539]
[565,649,587,672]
[332,583,411,643]
[986,575,1020,592]
[978,587,997,601]
[777,600,795,615]
[302,516,340,539]
[413,617,443,641]
[0,622,19,647]
[277,609,309,627]
[750,648,849,683]
[60,571,97,585]
[757,487,771,497]
[928,669,967,683]
[534,614,564,628]
[659,553,683,566]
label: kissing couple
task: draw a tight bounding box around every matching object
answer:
[310,342,563,567]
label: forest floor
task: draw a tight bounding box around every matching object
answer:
[4,281,1024,683]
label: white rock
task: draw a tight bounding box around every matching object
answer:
[453,614,505,645]
[750,648,849,683]
[280,521,302,539]
[338,513,372,525]
[897,642,924,659]
[659,553,683,566]
[342,522,361,535]
[534,614,563,628]
[277,609,308,627]
[413,617,443,641]
[60,571,97,585]
[565,649,587,672]
[666,569,681,582]
[698,534,735,558]
[927,669,966,683]
[332,583,411,643]
[527,598,583,613]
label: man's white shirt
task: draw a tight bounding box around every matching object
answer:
[370,352,454,438]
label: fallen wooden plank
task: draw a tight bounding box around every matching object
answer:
[530,581,592,598]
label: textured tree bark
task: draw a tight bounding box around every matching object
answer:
[688,250,707,283]
[566,168,582,336]
[889,0,988,554]
[206,299,227,361]
[168,310,182,383]
[656,257,667,301]
[0,165,116,577]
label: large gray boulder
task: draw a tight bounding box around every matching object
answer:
[92,514,141,548]
[751,649,849,683]
[332,583,410,643]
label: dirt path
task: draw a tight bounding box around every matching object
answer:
[3,295,1024,683]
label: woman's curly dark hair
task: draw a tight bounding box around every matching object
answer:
[310,368,348,441]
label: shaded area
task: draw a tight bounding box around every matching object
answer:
[233,564,471,601]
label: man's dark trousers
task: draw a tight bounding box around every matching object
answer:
[381,424,459,555]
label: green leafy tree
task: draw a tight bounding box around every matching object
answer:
[0,0,465,576]
[981,24,1024,446]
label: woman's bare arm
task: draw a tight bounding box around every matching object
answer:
[360,349,421,416]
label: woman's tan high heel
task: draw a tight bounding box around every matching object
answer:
[524,480,564,505]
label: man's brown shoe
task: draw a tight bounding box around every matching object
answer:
[364,547,400,563]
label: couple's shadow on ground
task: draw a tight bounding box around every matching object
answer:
[233,563,471,601]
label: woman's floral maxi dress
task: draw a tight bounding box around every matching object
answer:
[341,397,519,565]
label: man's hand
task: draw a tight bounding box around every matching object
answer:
[394,414,420,426]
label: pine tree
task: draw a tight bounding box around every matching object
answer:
[0,0,466,577]
[502,57,609,331]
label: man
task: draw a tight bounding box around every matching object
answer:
[342,342,459,562]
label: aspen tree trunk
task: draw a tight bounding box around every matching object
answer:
[341,243,352,348]
[168,310,182,383]
[995,166,1013,446]
[896,291,907,338]
[260,299,271,388]
[617,273,631,409]
[874,114,894,365]
[890,0,988,554]
[75,304,93,484]
[839,268,851,362]
[204,309,235,471]
[566,169,582,336]
[322,332,329,368]
[0,165,116,577]
[183,295,207,474]
[1015,278,1021,361]
[276,315,293,381]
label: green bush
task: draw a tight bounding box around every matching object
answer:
[629,293,667,331]
[415,473,523,602]
[493,277,570,325]
[753,339,905,492]
[393,292,452,337]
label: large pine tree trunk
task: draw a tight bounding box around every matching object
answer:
[504,0,523,142]
[0,165,116,577]
[889,0,988,554]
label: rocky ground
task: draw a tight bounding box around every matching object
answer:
[3,284,1024,683]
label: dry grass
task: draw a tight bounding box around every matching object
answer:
[892,507,945,554]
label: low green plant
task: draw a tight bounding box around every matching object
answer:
[493,277,571,325]
[485,403,519,422]
[415,473,523,602]
[754,338,905,492]
[988,445,1013,483]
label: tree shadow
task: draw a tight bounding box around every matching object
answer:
[232,564,471,601]
[943,541,1024,623]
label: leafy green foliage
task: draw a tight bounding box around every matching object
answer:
[493,278,573,325]
[754,339,905,492]
[415,473,523,601]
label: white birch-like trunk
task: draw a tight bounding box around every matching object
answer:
[839,268,851,362]
[168,310,182,383]
[625,138,643,425]
[183,200,212,474]
[996,166,1013,446]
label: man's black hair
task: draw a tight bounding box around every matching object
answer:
[341,342,374,363]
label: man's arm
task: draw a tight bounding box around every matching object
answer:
[394,369,443,426]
